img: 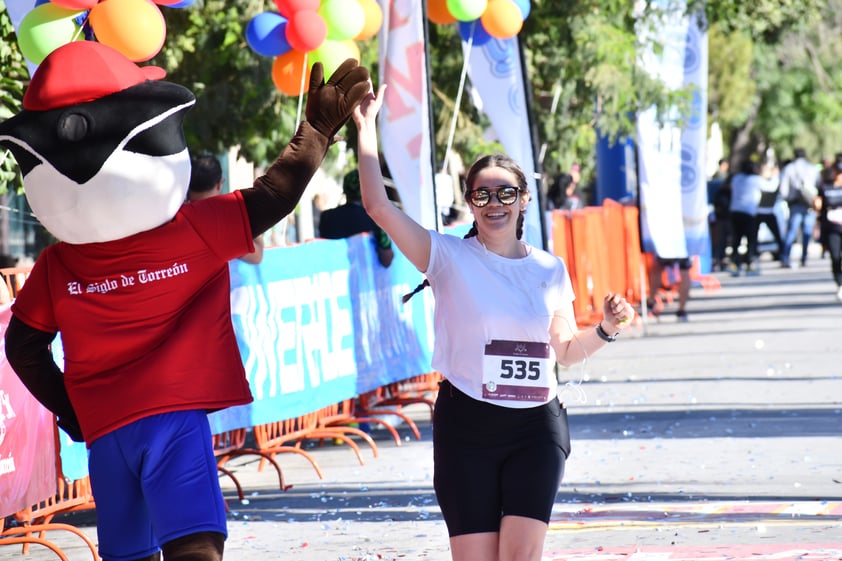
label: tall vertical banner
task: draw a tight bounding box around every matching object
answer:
[467,38,543,249]
[680,10,710,260]
[637,1,709,261]
[378,0,437,230]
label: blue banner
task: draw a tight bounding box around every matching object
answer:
[208,235,434,433]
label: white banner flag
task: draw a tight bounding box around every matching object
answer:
[377,0,437,230]
[636,3,688,259]
[467,38,543,249]
[680,11,710,258]
[637,2,710,260]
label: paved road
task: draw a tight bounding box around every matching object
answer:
[4,248,841,561]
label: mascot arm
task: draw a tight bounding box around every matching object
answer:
[242,59,370,236]
[5,315,84,442]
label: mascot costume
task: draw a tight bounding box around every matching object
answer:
[0,40,369,561]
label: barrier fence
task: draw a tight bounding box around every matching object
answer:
[0,203,675,557]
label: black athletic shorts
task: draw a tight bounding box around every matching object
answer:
[432,379,571,537]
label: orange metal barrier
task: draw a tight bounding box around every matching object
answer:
[8,421,98,560]
[251,413,326,479]
[551,202,646,326]
[1,519,71,561]
[0,266,31,304]
[213,428,290,504]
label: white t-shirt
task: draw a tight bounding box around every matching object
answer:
[426,231,574,408]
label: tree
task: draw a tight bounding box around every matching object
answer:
[0,0,28,195]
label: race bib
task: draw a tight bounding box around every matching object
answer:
[482,339,552,402]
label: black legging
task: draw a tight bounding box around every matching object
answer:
[730,211,758,267]
[826,230,842,286]
[755,212,784,259]
[432,380,570,537]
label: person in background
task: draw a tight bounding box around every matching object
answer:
[707,159,731,271]
[754,161,785,263]
[352,82,635,561]
[728,159,764,276]
[545,163,584,211]
[779,148,821,269]
[188,154,264,265]
[646,256,692,322]
[318,168,394,268]
[818,163,842,301]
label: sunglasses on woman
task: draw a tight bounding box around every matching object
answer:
[467,185,523,207]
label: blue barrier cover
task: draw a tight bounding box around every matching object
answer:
[208,235,434,433]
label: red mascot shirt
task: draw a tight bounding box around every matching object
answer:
[12,191,256,444]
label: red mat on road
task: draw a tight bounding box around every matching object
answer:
[543,543,842,560]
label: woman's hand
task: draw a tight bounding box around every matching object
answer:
[353,83,387,129]
[601,292,635,333]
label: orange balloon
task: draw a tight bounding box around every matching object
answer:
[272,49,310,96]
[481,0,523,39]
[428,0,456,25]
[89,0,166,62]
[355,0,382,41]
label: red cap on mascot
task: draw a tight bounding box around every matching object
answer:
[24,41,167,111]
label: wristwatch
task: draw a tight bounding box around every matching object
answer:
[595,322,617,342]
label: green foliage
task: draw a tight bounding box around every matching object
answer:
[707,24,755,129]
[153,0,297,166]
[699,0,823,42]
[712,0,842,163]
[0,0,834,197]
[0,0,28,195]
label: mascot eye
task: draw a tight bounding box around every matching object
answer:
[57,111,90,142]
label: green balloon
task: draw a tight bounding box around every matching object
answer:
[17,3,85,65]
[310,40,358,78]
[446,0,488,22]
[320,0,365,41]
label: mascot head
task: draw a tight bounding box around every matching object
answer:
[0,41,196,244]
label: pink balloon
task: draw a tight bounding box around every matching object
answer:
[284,10,326,52]
[50,0,99,9]
[273,0,319,18]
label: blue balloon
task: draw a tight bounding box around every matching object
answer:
[458,19,492,47]
[165,0,197,8]
[246,12,291,58]
[512,0,530,19]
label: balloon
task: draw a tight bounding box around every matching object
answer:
[310,39,359,78]
[285,10,326,52]
[458,19,492,46]
[273,0,319,18]
[481,0,523,39]
[319,0,364,42]
[161,0,195,6]
[511,0,530,19]
[153,0,186,5]
[246,12,291,57]
[355,0,382,40]
[428,0,456,24]
[16,3,85,65]
[89,0,166,62]
[272,49,309,96]
[49,0,97,9]
[446,0,487,22]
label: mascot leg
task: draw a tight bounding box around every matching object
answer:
[161,531,224,561]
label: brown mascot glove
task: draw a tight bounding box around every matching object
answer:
[305,59,371,141]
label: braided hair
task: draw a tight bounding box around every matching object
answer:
[402,154,528,303]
